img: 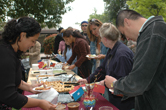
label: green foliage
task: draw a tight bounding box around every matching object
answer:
[88,0,128,25]
[43,35,56,54]
[103,0,128,24]
[0,0,74,28]
[127,0,166,21]
[88,8,110,23]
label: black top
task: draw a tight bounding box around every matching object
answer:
[0,40,28,109]
[53,33,64,54]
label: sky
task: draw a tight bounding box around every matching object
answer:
[60,0,105,31]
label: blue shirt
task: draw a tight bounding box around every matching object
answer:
[56,47,77,74]
[90,39,109,73]
[88,41,134,110]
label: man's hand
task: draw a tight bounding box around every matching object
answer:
[77,79,88,85]
[104,75,117,89]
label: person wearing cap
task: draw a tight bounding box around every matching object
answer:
[80,21,91,45]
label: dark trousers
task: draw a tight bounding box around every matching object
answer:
[78,60,92,78]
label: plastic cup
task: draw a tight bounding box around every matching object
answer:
[55,104,66,110]
[67,102,80,110]
[99,106,113,110]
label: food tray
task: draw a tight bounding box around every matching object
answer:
[58,94,74,103]
[39,74,78,93]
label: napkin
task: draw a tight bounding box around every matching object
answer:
[38,88,59,104]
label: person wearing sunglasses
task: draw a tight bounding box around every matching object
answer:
[80,21,91,45]
[87,19,109,74]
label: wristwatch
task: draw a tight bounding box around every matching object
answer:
[111,80,116,88]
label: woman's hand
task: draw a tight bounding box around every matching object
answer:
[62,63,68,70]
[98,80,105,86]
[29,83,44,94]
[95,54,105,60]
[68,64,76,70]
[77,79,88,85]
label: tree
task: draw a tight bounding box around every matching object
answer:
[103,0,128,24]
[0,0,74,28]
[88,8,110,23]
[88,0,128,25]
[127,0,166,20]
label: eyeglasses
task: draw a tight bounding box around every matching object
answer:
[90,18,96,22]
[81,25,88,27]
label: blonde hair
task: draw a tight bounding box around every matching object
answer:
[99,23,120,41]
[87,19,103,41]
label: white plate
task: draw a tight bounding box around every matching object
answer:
[33,87,51,92]
[86,54,97,58]
[26,94,41,99]
[109,89,114,93]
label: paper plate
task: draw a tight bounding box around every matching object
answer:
[86,54,97,58]
[33,87,51,92]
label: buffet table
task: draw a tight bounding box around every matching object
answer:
[22,63,119,110]
[22,91,118,110]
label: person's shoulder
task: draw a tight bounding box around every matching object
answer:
[0,42,16,61]
[117,42,133,55]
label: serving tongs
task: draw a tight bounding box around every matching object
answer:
[42,72,67,79]
[54,72,67,76]
[64,82,79,86]
[67,73,76,81]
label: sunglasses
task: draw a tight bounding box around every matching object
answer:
[90,18,96,22]
[81,25,88,27]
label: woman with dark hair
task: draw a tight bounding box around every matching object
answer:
[62,29,92,78]
[0,17,56,110]
[53,28,64,54]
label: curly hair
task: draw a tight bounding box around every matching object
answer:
[2,17,41,44]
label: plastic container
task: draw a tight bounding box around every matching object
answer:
[67,102,80,110]
[55,104,66,110]
[32,64,39,70]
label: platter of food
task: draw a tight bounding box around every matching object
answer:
[40,80,75,93]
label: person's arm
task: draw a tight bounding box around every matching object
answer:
[23,98,56,109]
[58,41,65,53]
[86,53,108,83]
[18,80,43,94]
[74,40,89,67]
[113,35,166,98]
